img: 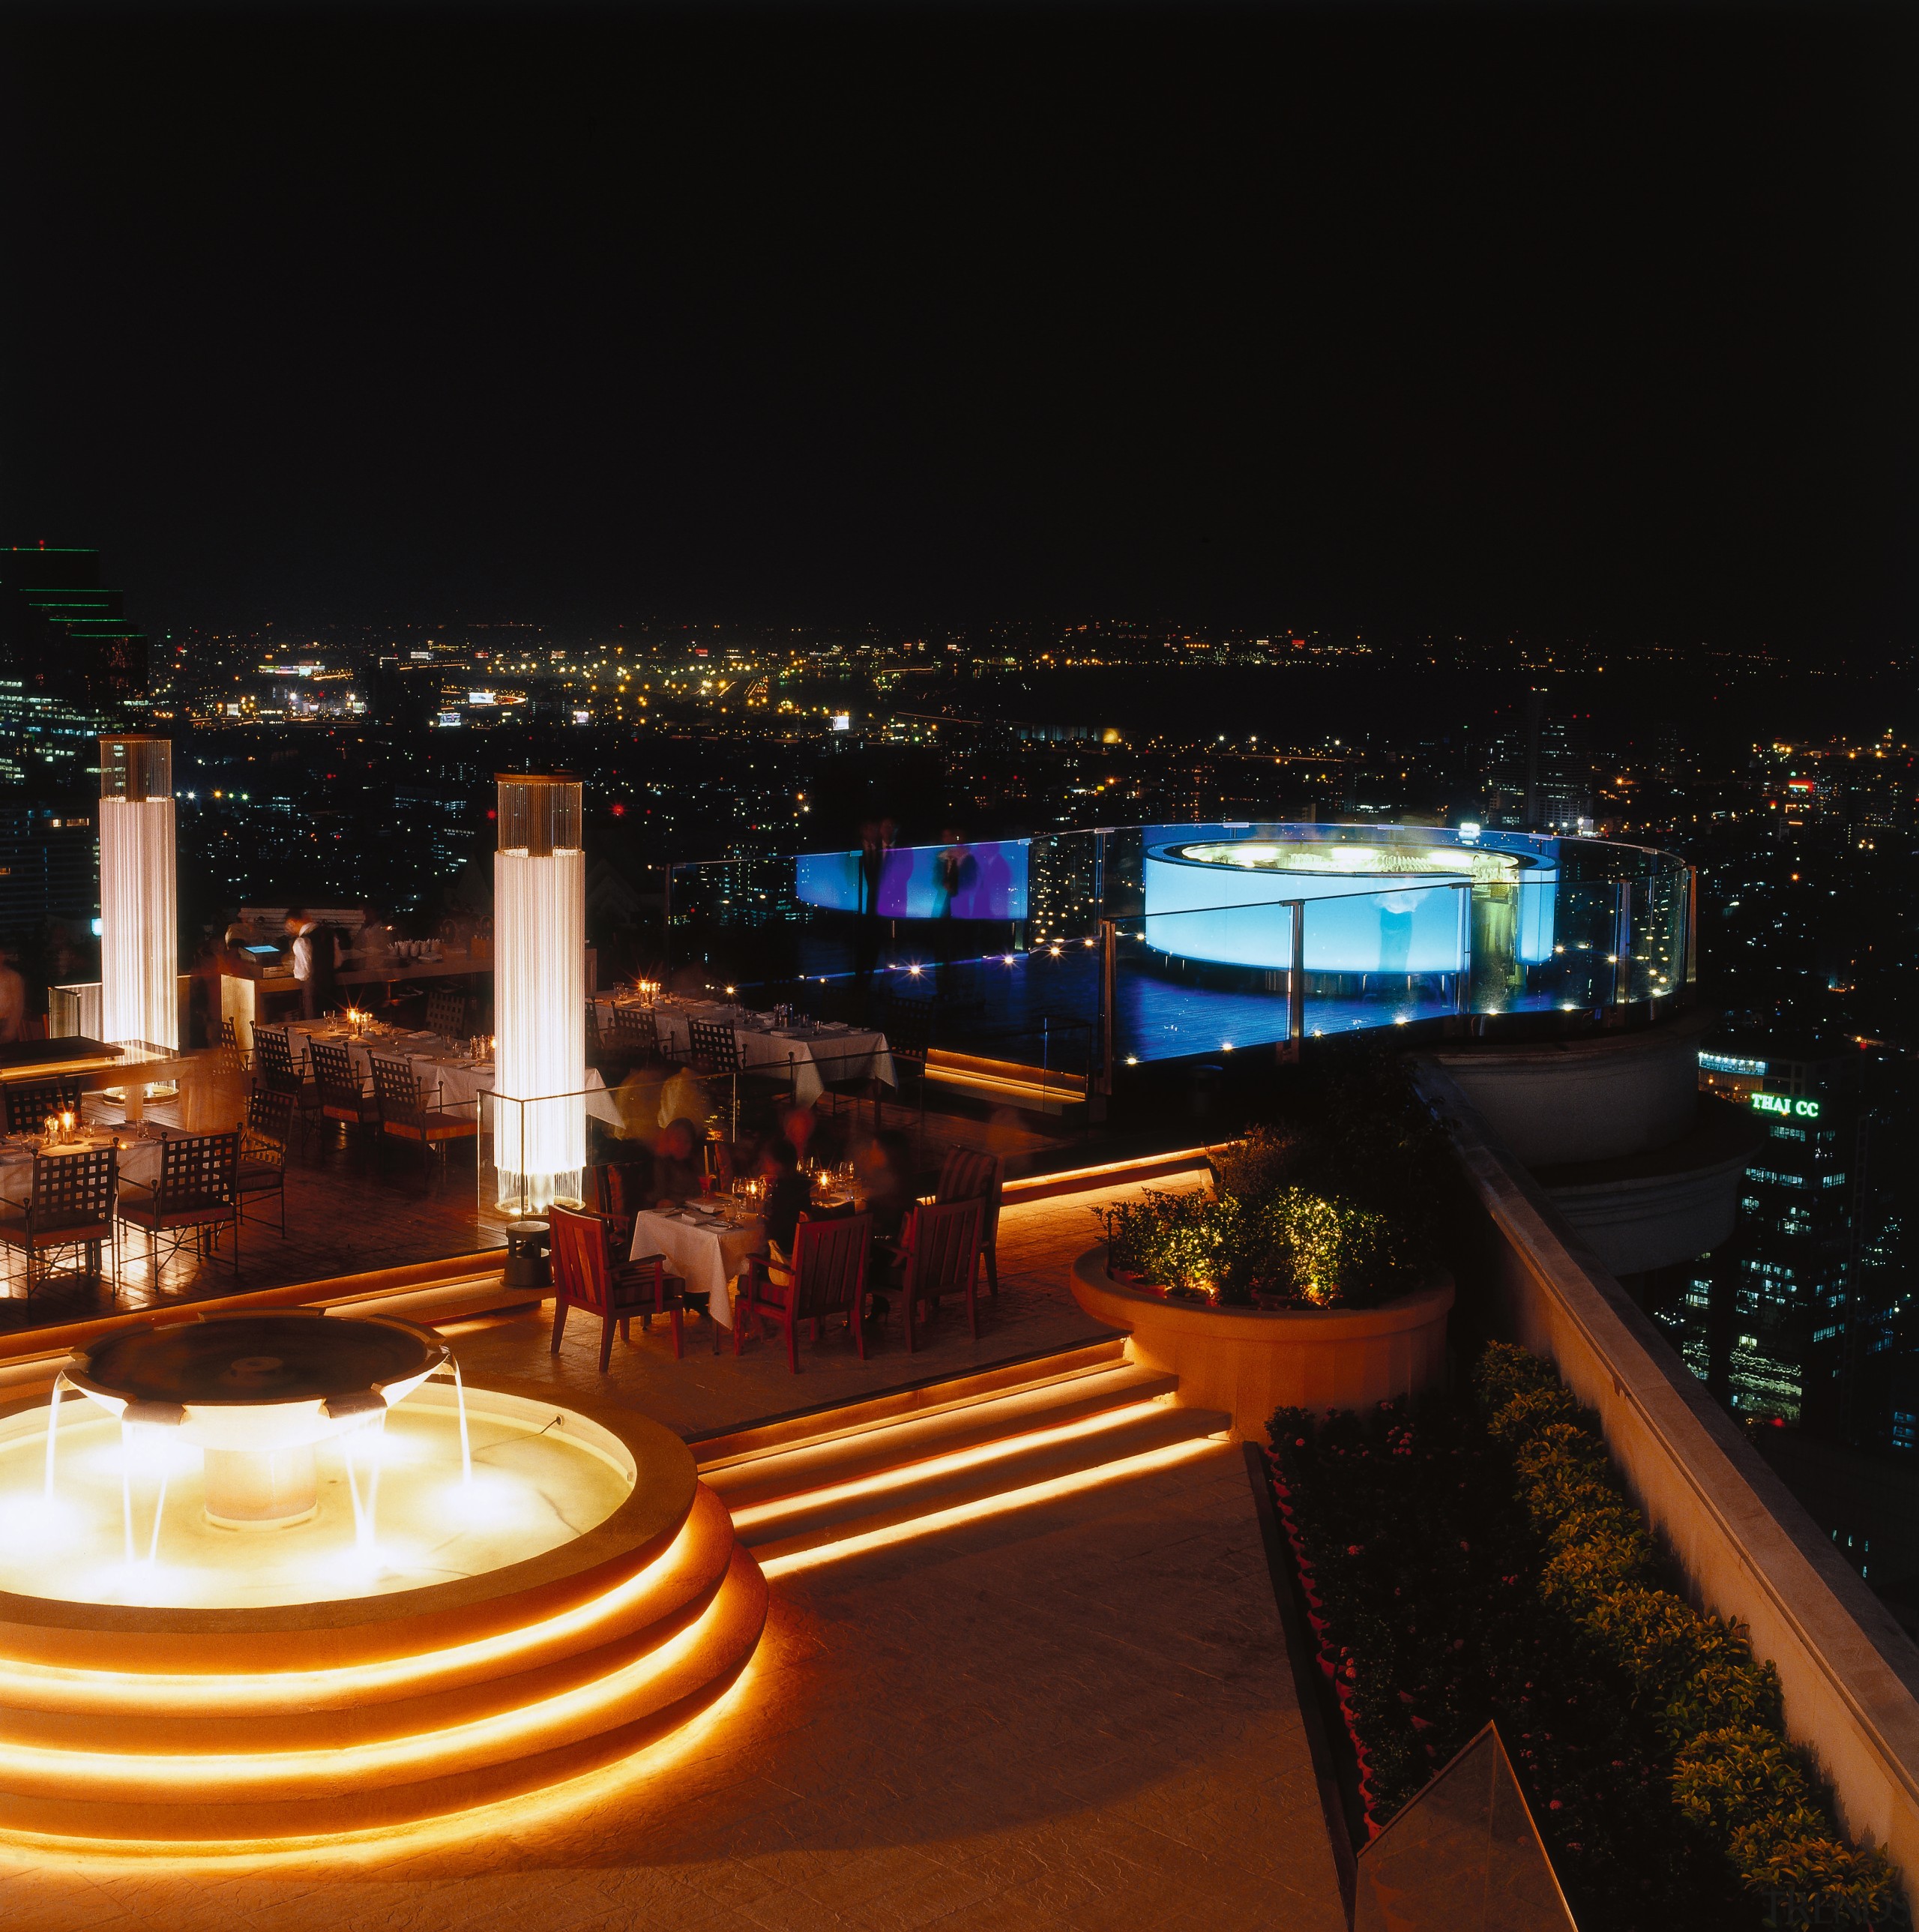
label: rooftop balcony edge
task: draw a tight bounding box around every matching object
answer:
[1415,1057,1919,1890]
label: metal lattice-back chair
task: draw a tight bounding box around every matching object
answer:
[0,1144,118,1295]
[424,990,467,1040]
[934,1146,1003,1298]
[118,1129,240,1278]
[686,1017,740,1078]
[214,1017,248,1076]
[251,1026,322,1147]
[309,1039,378,1140]
[1,1075,85,1138]
[738,1211,872,1373]
[609,1005,662,1067]
[236,1087,294,1237]
[370,1056,478,1188]
[898,1196,983,1352]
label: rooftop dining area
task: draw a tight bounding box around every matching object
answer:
[5,745,1917,1931]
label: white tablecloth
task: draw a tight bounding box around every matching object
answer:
[268,1023,623,1126]
[594,999,895,1107]
[0,1128,169,1205]
[630,1206,765,1329]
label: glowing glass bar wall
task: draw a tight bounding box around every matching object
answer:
[492,774,585,1212]
[98,735,178,1051]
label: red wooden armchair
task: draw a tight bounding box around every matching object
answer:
[933,1146,1002,1299]
[738,1211,872,1373]
[590,1158,654,1254]
[898,1196,983,1352]
[548,1203,690,1369]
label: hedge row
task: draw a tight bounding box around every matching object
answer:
[1268,1347,1907,1929]
[1475,1343,1901,1928]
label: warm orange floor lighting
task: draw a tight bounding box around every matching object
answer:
[729,1398,1170,1532]
[0,1583,729,1794]
[0,1502,713,1715]
[760,1435,1226,1578]
[0,1644,771,1873]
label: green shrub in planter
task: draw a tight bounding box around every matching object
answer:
[1100,1173,1423,1310]
[1474,1343,1901,1925]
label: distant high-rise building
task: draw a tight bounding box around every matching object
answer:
[1478,690,1587,831]
[1678,1035,1863,1431]
[0,545,149,783]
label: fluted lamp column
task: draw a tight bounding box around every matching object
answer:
[99,735,178,1052]
[493,774,585,1213]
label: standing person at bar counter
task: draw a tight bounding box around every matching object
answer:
[285,908,340,1020]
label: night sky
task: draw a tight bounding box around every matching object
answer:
[3,1,1913,645]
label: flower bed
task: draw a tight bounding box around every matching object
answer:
[1098,1052,1452,1310]
[1268,1344,1903,1931]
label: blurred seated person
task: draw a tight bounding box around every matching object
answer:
[609,1066,666,1144]
[653,1118,706,1206]
[761,1139,813,1265]
[854,1129,915,1284]
[657,1064,712,1135]
[779,1101,819,1171]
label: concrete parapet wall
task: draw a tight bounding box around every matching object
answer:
[1417,1059,1919,1889]
[1427,1007,1711,1166]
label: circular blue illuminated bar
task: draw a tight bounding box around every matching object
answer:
[1141,829,1557,974]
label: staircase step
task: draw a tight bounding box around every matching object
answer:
[692,1336,1130,1473]
[734,1403,1232,1559]
[705,1361,1180,1509]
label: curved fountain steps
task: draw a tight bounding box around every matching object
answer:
[0,1382,767,1843]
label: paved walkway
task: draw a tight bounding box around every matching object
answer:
[0,1169,1349,1932]
[0,1446,1344,1932]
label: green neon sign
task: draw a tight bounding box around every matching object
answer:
[1752,1093,1821,1122]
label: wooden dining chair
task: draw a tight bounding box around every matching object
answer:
[934,1146,1003,1299]
[897,1196,983,1352]
[589,1158,656,1254]
[0,1144,118,1296]
[548,1203,689,1369]
[738,1211,872,1372]
[118,1129,241,1278]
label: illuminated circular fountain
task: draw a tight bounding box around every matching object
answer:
[66,1310,450,1530]
[0,1310,766,1844]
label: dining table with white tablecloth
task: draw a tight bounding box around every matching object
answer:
[0,1122,177,1206]
[628,1204,766,1329]
[592,997,895,1108]
[266,1021,624,1125]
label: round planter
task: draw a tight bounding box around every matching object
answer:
[1070,1247,1453,1440]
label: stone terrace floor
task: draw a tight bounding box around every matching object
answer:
[0,1173,1346,1932]
[1,1448,1344,1932]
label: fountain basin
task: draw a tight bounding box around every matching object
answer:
[64,1310,450,1526]
[0,1374,766,1843]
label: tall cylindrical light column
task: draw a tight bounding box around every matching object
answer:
[494,774,585,1212]
[99,735,178,1050]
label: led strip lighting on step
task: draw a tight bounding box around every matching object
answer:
[727,1397,1175,1534]
[759,1436,1227,1577]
